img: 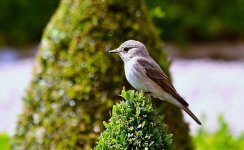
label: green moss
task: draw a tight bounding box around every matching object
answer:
[95,90,172,150]
[13,0,192,149]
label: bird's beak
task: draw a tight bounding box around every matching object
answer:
[108,48,120,53]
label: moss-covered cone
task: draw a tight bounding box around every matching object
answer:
[13,0,192,149]
[95,90,173,150]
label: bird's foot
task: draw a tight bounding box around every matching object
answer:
[144,91,151,96]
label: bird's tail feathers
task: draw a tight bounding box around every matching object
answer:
[181,106,202,125]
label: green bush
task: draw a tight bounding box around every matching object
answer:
[13,0,191,149]
[1,0,243,46]
[0,0,59,46]
[194,115,244,150]
[0,133,10,150]
[146,0,244,43]
[95,89,173,150]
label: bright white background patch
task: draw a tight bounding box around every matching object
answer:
[171,59,244,136]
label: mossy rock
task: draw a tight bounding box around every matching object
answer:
[13,0,192,149]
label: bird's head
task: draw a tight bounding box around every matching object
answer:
[109,40,149,62]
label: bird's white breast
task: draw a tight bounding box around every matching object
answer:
[124,58,148,91]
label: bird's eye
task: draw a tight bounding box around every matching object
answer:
[124,47,131,51]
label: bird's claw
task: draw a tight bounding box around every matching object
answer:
[144,91,151,95]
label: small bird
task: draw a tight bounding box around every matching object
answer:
[109,40,201,125]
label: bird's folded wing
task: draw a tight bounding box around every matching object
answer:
[138,59,189,107]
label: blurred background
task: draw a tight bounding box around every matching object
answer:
[0,0,244,149]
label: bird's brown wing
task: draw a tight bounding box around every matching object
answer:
[138,59,189,107]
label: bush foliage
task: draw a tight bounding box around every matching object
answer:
[0,0,243,46]
[3,116,244,150]
[0,0,59,46]
[194,115,244,150]
[0,133,10,150]
[95,89,173,150]
[146,0,244,43]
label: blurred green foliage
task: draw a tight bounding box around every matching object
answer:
[13,0,191,149]
[0,0,59,46]
[95,89,173,149]
[146,0,244,43]
[194,116,244,150]
[0,133,10,150]
[1,0,243,46]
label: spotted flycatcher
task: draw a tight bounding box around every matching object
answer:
[109,40,201,125]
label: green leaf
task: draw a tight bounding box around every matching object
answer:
[95,90,172,149]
